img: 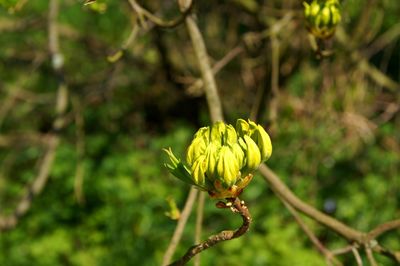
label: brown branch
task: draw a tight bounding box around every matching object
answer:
[162,187,198,266]
[351,246,363,266]
[168,198,251,266]
[335,28,400,91]
[366,246,379,266]
[268,31,280,126]
[0,0,68,232]
[194,192,206,266]
[363,22,400,58]
[259,165,365,242]
[280,199,343,266]
[163,3,227,264]
[107,23,140,63]
[367,219,400,240]
[127,0,193,28]
[260,165,400,264]
[161,3,398,266]
[72,97,86,204]
[372,244,400,262]
[186,46,244,96]
[184,14,224,122]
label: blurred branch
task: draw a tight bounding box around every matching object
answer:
[185,46,244,96]
[364,23,400,58]
[0,0,68,232]
[163,2,229,264]
[268,31,280,126]
[194,192,205,266]
[358,59,400,91]
[352,246,363,266]
[127,0,193,28]
[336,27,400,91]
[332,245,356,256]
[72,97,86,205]
[249,13,293,121]
[169,198,251,266]
[280,199,343,266]
[0,133,48,147]
[366,246,379,266]
[351,0,379,44]
[259,165,364,242]
[107,23,140,63]
[161,2,399,265]
[372,244,400,262]
[259,165,400,264]
[162,188,198,266]
[0,87,53,130]
[184,13,224,122]
[367,219,400,240]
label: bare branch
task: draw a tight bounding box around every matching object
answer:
[127,0,193,28]
[367,219,400,240]
[352,246,363,266]
[259,165,365,242]
[169,198,251,266]
[280,199,343,266]
[162,188,198,266]
[163,2,226,263]
[366,246,379,266]
[186,46,244,96]
[194,192,206,266]
[185,14,224,122]
[0,0,68,232]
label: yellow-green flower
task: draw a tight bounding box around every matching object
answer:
[164,119,272,199]
[303,0,341,39]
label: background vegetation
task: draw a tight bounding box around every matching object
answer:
[0,0,399,265]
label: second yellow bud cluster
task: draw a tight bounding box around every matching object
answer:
[164,119,272,199]
[303,0,341,39]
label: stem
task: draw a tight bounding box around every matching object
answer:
[194,192,205,266]
[367,219,400,240]
[185,14,224,122]
[280,199,343,266]
[168,198,251,266]
[0,0,68,231]
[162,188,198,266]
[259,165,365,243]
[162,2,225,263]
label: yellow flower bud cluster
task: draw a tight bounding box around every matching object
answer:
[164,119,272,199]
[303,0,341,39]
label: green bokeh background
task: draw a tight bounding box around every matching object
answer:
[0,0,399,265]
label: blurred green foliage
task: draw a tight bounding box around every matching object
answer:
[0,0,399,265]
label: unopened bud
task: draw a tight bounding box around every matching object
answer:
[164,119,272,199]
[303,0,341,39]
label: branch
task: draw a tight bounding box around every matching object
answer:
[367,219,400,240]
[163,3,227,263]
[335,27,400,91]
[351,246,363,266]
[185,46,244,96]
[372,244,400,262]
[184,14,224,122]
[268,31,280,126]
[194,192,206,266]
[260,165,400,264]
[259,165,365,242]
[366,246,379,266]
[72,97,86,204]
[127,0,193,28]
[162,187,198,266]
[168,198,251,266]
[280,199,343,266]
[0,0,68,231]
